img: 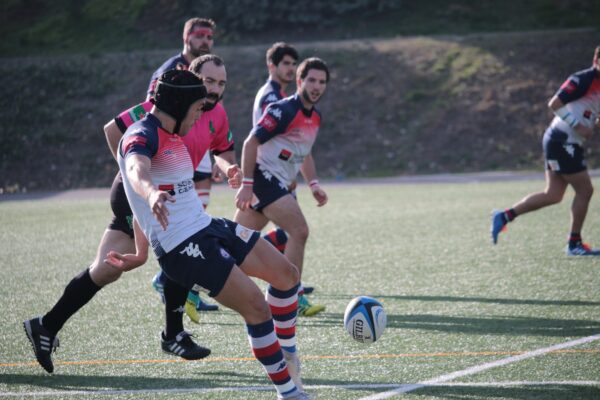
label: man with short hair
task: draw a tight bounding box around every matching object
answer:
[110,69,309,399]
[236,57,330,317]
[146,17,220,311]
[22,56,236,374]
[253,42,299,125]
[491,45,600,255]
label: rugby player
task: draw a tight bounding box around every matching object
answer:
[146,17,220,311]
[22,56,235,374]
[236,57,330,316]
[491,45,600,255]
[109,69,309,399]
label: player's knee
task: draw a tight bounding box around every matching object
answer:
[89,260,122,286]
[245,293,272,323]
[281,260,300,288]
[545,191,564,205]
[287,223,309,244]
[579,183,594,200]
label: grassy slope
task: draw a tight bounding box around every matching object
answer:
[2,28,599,192]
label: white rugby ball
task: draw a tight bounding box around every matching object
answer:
[343,296,386,344]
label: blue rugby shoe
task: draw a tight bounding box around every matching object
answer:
[490,210,507,245]
[566,242,600,256]
[152,272,165,303]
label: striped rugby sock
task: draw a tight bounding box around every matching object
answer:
[247,319,298,397]
[266,284,299,353]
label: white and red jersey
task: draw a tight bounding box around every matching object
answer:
[118,114,211,256]
[549,67,600,145]
[114,101,234,171]
[253,79,286,126]
[251,94,321,187]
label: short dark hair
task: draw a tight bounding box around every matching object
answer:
[266,42,299,66]
[183,17,216,41]
[297,57,329,82]
[189,54,225,75]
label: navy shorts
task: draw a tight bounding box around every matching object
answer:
[193,170,211,182]
[543,138,586,175]
[158,218,260,297]
[108,173,134,238]
[251,164,292,212]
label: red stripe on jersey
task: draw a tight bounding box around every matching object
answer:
[560,79,577,94]
[158,184,174,191]
[122,135,147,155]
[252,341,281,358]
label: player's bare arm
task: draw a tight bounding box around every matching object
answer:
[104,119,124,161]
[104,219,149,271]
[300,153,328,207]
[235,135,260,210]
[214,150,242,189]
[125,154,175,230]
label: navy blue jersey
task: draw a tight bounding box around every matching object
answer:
[548,67,600,144]
[253,79,286,125]
[146,53,189,98]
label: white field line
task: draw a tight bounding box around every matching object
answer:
[358,333,600,400]
[0,381,599,398]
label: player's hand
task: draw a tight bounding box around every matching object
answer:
[148,190,175,230]
[211,163,224,183]
[104,251,146,272]
[226,165,243,189]
[288,180,297,192]
[311,185,328,207]
[595,115,600,129]
[235,185,254,211]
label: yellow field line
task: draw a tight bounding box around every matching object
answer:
[2,349,598,369]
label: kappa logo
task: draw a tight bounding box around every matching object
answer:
[564,144,575,157]
[180,242,205,258]
[265,93,278,102]
[269,108,282,120]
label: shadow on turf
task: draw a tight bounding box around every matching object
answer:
[386,314,600,337]
[412,384,600,399]
[297,311,600,337]
[325,293,600,307]
[0,370,266,391]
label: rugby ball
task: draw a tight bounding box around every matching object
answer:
[343,296,386,344]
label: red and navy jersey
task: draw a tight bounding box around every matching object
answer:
[146,53,189,98]
[252,79,286,125]
[118,113,211,256]
[549,67,600,144]
[251,94,321,186]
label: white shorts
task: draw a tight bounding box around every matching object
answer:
[196,152,212,174]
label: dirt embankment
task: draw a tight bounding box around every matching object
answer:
[1,28,598,192]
